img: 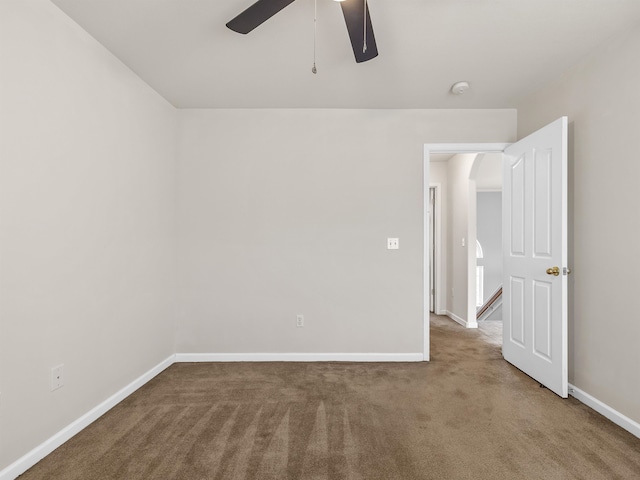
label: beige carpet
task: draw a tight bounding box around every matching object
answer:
[20,315,640,479]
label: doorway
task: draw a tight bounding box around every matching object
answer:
[424,117,569,398]
[427,152,504,343]
[422,143,509,361]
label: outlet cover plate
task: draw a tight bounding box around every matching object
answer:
[51,364,64,391]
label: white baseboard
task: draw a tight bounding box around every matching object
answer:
[0,355,175,480]
[446,311,478,329]
[175,352,424,363]
[569,384,640,439]
[0,351,422,479]
[5,357,639,480]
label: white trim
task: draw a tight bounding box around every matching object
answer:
[175,353,424,363]
[476,265,485,308]
[423,151,431,361]
[569,384,640,439]
[446,311,479,329]
[0,355,175,480]
[429,184,443,316]
[3,359,637,480]
[425,143,511,154]
[0,351,425,479]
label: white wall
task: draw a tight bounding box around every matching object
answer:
[0,0,177,470]
[444,154,478,325]
[517,25,640,424]
[477,192,502,306]
[4,0,639,471]
[176,110,516,354]
[476,153,502,191]
[433,153,503,320]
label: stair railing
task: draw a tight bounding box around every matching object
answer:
[476,285,502,320]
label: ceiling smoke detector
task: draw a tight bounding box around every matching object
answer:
[450,81,470,95]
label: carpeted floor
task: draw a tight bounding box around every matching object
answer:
[20,315,640,479]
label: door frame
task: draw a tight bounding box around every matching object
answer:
[428,184,442,315]
[423,143,510,361]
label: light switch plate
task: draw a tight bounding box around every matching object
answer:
[387,238,399,250]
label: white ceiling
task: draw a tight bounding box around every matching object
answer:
[50,0,640,109]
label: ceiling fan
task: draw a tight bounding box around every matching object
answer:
[226,0,378,63]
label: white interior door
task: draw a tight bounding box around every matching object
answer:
[502,117,568,398]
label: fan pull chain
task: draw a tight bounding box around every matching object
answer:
[312,0,318,74]
[362,0,368,53]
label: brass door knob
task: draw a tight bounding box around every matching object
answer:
[546,266,560,276]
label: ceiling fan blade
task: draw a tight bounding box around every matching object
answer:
[340,0,378,63]
[226,0,297,34]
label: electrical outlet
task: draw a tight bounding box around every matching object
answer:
[51,364,64,391]
[387,238,399,250]
[296,315,304,327]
